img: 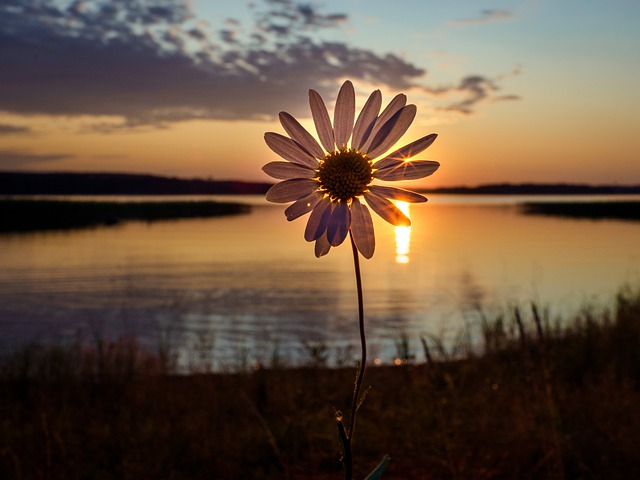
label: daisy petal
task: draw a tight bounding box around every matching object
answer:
[333,80,355,149]
[279,112,325,159]
[263,82,440,260]
[326,201,351,246]
[366,104,417,159]
[364,191,411,227]
[262,161,316,180]
[375,133,438,167]
[379,94,408,123]
[352,90,382,150]
[264,132,317,168]
[350,198,375,259]
[361,93,406,154]
[315,232,332,258]
[374,160,440,181]
[304,198,333,241]
[284,191,324,221]
[309,89,335,152]
[266,178,318,203]
[368,185,427,203]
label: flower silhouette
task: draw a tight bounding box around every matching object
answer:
[263,80,439,258]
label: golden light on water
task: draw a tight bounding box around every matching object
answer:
[394,201,411,264]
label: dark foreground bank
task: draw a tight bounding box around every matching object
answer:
[1,287,639,479]
[0,199,251,232]
[521,200,640,221]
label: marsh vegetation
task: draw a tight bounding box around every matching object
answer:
[1,287,639,479]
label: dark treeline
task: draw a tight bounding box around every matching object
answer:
[522,200,640,221]
[422,182,640,195]
[3,171,640,196]
[0,172,272,195]
[0,200,250,232]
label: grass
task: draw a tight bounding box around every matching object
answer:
[1,286,640,479]
[0,199,251,232]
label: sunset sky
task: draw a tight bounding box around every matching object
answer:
[1,0,639,188]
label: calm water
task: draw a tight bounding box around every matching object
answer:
[1,195,639,369]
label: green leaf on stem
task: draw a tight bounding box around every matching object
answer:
[364,455,391,480]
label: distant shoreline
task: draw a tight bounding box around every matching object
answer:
[1,197,638,235]
[0,171,272,196]
[0,199,250,233]
[421,183,640,195]
[520,200,640,221]
[2,171,640,196]
[2,172,640,232]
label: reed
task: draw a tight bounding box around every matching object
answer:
[1,286,639,479]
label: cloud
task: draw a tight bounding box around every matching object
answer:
[256,2,348,35]
[452,9,515,26]
[428,66,522,115]
[0,124,31,135]
[0,0,517,127]
[440,76,499,114]
[0,149,75,169]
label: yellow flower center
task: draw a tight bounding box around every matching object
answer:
[316,149,373,202]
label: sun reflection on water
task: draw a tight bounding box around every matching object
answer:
[394,201,411,264]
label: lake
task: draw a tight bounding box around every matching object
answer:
[1,195,639,370]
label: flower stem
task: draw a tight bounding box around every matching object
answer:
[343,230,367,478]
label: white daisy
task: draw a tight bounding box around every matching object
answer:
[263,80,440,259]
